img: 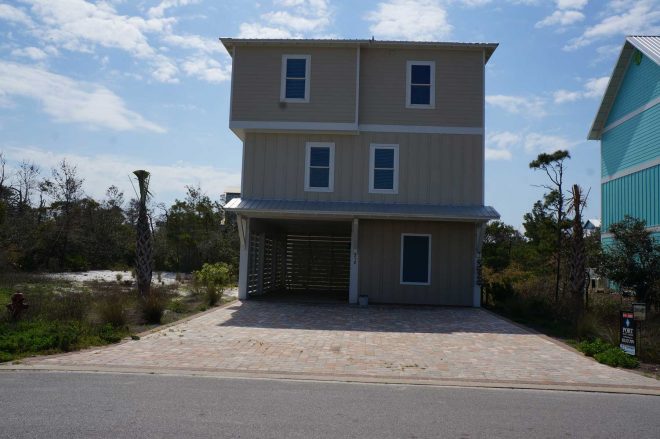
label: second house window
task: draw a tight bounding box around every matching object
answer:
[369,144,399,194]
[305,142,334,192]
[281,55,310,102]
[406,61,435,108]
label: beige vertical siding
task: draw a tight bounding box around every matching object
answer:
[358,220,476,306]
[231,46,357,123]
[242,132,484,205]
[359,48,484,127]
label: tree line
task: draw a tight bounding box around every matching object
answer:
[0,152,238,274]
[482,150,659,310]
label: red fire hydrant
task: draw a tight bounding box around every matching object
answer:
[6,292,29,320]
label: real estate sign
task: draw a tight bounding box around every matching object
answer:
[620,311,636,356]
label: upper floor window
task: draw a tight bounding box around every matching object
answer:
[369,144,399,194]
[305,142,334,192]
[406,61,435,109]
[281,55,310,103]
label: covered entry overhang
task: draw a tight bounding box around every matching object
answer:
[225,198,500,305]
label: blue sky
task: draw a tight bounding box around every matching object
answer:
[0,0,659,228]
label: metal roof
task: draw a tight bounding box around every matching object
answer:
[220,38,498,63]
[588,35,660,140]
[224,198,500,222]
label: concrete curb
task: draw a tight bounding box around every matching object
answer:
[1,364,659,396]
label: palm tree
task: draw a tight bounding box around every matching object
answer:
[133,170,153,299]
[568,184,586,326]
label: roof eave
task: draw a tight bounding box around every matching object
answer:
[220,38,498,63]
[588,36,660,140]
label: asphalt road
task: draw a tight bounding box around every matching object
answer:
[0,371,658,438]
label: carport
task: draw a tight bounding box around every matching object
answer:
[240,217,352,301]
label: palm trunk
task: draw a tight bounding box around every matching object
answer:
[569,185,586,328]
[134,170,153,299]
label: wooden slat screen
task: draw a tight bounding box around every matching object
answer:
[285,234,350,292]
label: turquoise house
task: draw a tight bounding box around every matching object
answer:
[588,36,660,243]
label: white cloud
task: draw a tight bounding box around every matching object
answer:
[147,0,200,18]
[3,146,241,203]
[523,132,574,153]
[237,22,298,38]
[556,0,588,9]
[565,0,660,50]
[262,10,330,32]
[10,46,48,61]
[0,3,33,26]
[583,76,609,98]
[486,131,521,160]
[182,57,231,83]
[485,130,579,159]
[5,0,231,84]
[26,0,173,57]
[22,0,176,82]
[0,61,165,133]
[553,76,609,103]
[535,0,587,29]
[486,94,547,118]
[553,89,581,103]
[535,10,584,28]
[161,33,224,54]
[239,0,333,39]
[365,0,452,40]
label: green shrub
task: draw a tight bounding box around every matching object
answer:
[97,294,127,327]
[40,291,90,322]
[97,324,123,343]
[167,299,186,313]
[193,263,231,307]
[0,320,84,355]
[594,348,640,369]
[140,289,167,324]
[487,280,516,304]
[576,338,611,357]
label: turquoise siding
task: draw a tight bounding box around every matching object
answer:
[606,54,660,124]
[601,164,659,232]
[602,232,660,247]
[601,102,660,177]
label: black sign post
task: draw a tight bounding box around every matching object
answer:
[620,311,636,356]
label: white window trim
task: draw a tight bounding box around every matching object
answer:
[400,233,432,286]
[304,142,334,192]
[280,54,311,103]
[405,60,435,109]
[369,144,399,194]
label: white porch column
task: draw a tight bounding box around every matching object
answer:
[473,222,486,307]
[237,215,250,300]
[349,218,359,304]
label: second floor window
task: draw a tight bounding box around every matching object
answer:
[305,142,334,192]
[406,61,435,108]
[369,144,399,194]
[281,55,310,102]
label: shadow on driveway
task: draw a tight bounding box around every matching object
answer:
[218,301,530,335]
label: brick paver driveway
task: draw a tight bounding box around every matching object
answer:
[17,301,660,392]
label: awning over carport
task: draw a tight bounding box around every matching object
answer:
[224,198,500,222]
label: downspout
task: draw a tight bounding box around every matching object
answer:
[355,44,360,131]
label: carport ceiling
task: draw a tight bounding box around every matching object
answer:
[252,218,352,235]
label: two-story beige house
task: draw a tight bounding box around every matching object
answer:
[222,38,499,306]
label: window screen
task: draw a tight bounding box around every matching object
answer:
[401,235,430,284]
[308,146,330,188]
[410,64,431,105]
[285,58,307,99]
[373,148,395,190]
